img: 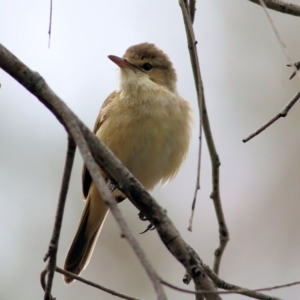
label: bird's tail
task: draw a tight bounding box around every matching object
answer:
[63,183,109,283]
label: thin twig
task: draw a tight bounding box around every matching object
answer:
[256,0,300,82]
[162,275,298,298]
[243,88,300,142]
[181,0,203,233]
[171,250,281,299]
[42,137,76,300]
[48,0,53,48]
[243,0,300,142]
[56,267,144,300]
[179,0,229,275]
[0,42,220,300]
[287,61,300,80]
[248,0,300,17]
[203,264,282,300]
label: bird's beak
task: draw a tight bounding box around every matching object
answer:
[108,55,139,72]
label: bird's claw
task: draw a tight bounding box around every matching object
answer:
[139,223,155,234]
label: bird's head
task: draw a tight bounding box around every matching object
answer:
[108,43,177,93]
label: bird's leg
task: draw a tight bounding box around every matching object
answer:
[108,181,156,232]
[139,223,155,234]
[138,212,155,234]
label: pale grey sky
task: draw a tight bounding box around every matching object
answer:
[1,1,300,299]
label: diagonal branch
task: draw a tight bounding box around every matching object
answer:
[161,277,282,300]
[56,267,144,300]
[179,0,229,275]
[248,0,300,17]
[243,88,300,142]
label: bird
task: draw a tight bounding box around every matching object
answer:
[63,42,192,283]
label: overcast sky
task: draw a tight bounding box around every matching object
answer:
[1,1,300,299]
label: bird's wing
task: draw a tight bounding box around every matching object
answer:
[82,91,118,198]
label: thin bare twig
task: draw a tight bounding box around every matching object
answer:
[243,88,300,142]
[181,0,203,232]
[248,0,300,17]
[243,1,300,142]
[256,0,300,82]
[42,137,76,300]
[0,42,220,300]
[48,0,53,48]
[203,265,282,300]
[161,277,287,299]
[287,61,300,80]
[173,249,281,299]
[179,0,229,275]
[56,267,144,300]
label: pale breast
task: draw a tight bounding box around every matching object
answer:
[96,92,192,190]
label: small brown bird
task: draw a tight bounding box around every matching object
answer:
[64,43,192,283]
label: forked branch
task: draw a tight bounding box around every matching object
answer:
[179,0,229,275]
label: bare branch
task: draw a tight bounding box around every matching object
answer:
[248,0,300,17]
[203,265,283,300]
[243,88,300,142]
[179,0,229,275]
[162,276,291,299]
[243,1,300,142]
[173,249,282,299]
[181,0,203,232]
[256,0,300,82]
[56,267,145,300]
[48,0,53,48]
[287,61,300,80]
[42,137,76,300]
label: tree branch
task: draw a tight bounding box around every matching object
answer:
[248,0,300,17]
[203,264,282,300]
[179,0,229,276]
[56,267,145,300]
[181,0,204,233]
[243,88,300,142]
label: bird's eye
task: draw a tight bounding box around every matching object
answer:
[142,63,152,71]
